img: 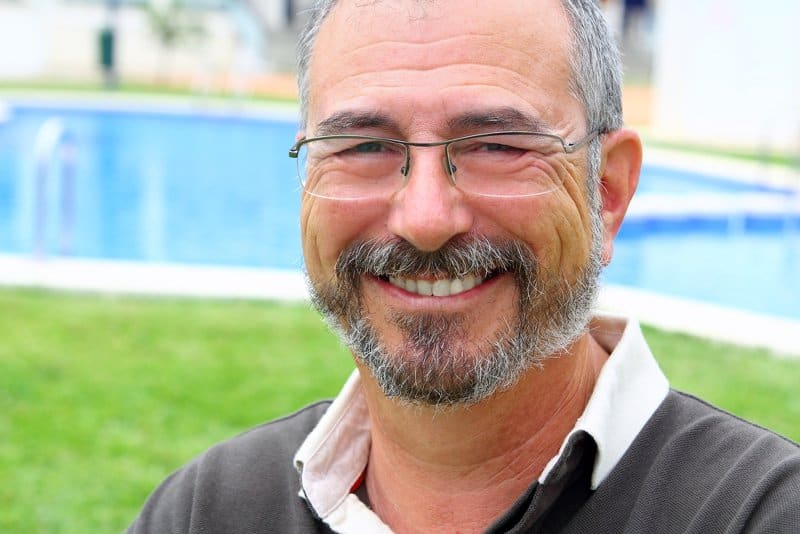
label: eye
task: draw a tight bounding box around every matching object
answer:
[453,136,533,157]
[481,142,523,152]
[352,141,386,153]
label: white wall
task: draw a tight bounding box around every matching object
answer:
[0,2,244,85]
[652,0,800,152]
[0,5,49,78]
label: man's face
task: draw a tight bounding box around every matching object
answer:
[301,0,602,405]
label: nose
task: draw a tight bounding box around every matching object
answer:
[386,148,473,252]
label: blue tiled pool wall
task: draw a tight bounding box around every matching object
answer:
[619,213,800,237]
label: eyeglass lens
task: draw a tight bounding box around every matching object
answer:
[295,134,566,200]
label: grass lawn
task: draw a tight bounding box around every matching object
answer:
[1,288,799,532]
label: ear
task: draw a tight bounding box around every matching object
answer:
[597,128,642,265]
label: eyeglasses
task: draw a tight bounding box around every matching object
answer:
[288,130,599,200]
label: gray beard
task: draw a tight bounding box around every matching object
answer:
[307,233,602,407]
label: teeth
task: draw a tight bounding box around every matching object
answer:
[462,274,476,291]
[449,278,463,294]
[416,280,433,296]
[388,274,485,297]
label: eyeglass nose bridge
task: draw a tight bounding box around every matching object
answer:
[398,141,458,186]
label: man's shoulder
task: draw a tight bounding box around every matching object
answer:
[214,399,334,459]
[628,388,800,485]
[127,400,334,533]
[574,389,800,533]
[661,389,799,455]
[179,399,334,489]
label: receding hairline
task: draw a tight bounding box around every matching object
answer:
[301,0,580,127]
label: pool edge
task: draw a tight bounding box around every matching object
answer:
[1,254,797,358]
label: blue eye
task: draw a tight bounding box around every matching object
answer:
[353,142,386,153]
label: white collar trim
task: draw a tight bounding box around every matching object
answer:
[538,314,669,489]
[294,370,394,532]
[293,370,373,518]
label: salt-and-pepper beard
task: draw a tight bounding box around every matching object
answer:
[308,234,602,407]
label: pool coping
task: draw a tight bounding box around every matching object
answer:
[1,254,798,359]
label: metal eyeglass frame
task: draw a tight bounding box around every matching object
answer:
[288,129,600,188]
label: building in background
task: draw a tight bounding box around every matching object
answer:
[0,0,308,95]
[1,0,798,158]
[651,0,800,155]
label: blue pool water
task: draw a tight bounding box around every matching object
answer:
[1,101,799,319]
[0,103,302,269]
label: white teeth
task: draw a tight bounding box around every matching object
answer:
[450,278,463,294]
[416,280,433,296]
[432,279,450,297]
[387,274,485,297]
[462,274,476,291]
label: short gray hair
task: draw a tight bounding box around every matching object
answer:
[296,0,623,135]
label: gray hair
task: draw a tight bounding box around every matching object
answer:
[296,0,623,135]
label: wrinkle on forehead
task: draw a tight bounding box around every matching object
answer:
[317,27,570,79]
[309,0,581,135]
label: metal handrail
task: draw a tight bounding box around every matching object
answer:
[32,117,77,258]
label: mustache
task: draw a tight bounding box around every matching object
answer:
[331,235,539,309]
[335,235,534,279]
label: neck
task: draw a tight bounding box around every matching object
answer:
[358,332,608,533]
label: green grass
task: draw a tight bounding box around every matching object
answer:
[1,288,798,532]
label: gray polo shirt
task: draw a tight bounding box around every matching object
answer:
[128,315,800,533]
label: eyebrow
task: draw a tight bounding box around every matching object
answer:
[313,107,554,138]
[447,107,554,133]
[314,111,399,137]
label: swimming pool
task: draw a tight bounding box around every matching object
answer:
[1,98,799,321]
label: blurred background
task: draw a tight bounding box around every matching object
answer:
[0,1,799,531]
[1,0,798,149]
[1,0,798,344]
[0,0,302,97]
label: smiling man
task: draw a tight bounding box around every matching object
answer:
[128,1,800,532]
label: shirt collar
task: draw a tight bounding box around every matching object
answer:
[293,314,669,528]
[538,314,669,489]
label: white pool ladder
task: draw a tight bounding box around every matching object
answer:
[32,117,77,258]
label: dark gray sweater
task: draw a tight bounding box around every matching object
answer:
[128,390,800,533]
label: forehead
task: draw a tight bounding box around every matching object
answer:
[307,0,579,133]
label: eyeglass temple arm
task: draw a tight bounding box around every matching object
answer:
[563,130,601,153]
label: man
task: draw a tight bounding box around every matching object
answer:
[129,1,800,532]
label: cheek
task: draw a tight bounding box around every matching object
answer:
[477,162,594,273]
[300,197,389,279]
[548,166,596,272]
[301,199,344,281]
[474,197,552,261]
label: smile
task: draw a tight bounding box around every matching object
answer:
[386,274,487,297]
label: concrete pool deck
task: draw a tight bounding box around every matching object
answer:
[1,251,798,359]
